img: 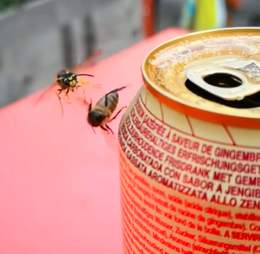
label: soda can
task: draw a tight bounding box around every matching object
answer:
[118,28,260,254]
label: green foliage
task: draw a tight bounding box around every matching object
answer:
[0,0,25,11]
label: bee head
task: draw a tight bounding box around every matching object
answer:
[87,110,106,126]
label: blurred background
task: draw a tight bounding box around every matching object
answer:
[0,0,259,107]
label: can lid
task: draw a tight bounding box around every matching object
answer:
[142,28,260,128]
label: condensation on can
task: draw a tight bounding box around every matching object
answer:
[118,28,260,254]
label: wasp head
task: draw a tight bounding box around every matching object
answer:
[56,69,77,88]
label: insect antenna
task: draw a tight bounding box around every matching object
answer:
[76,73,95,77]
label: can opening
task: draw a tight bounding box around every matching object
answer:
[203,73,242,88]
[185,79,260,108]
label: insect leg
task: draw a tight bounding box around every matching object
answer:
[66,88,70,95]
[56,90,64,116]
[104,124,114,134]
[91,126,96,134]
[108,106,127,122]
[88,99,92,112]
[64,87,73,104]
[100,125,110,133]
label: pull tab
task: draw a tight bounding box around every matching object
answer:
[184,57,260,108]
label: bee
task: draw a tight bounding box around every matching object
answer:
[87,86,127,134]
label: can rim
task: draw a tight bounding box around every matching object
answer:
[142,27,260,128]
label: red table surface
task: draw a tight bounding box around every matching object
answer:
[0,29,186,254]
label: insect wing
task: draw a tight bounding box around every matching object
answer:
[35,83,57,104]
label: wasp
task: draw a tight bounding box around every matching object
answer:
[37,69,94,114]
[56,69,94,97]
[87,86,127,134]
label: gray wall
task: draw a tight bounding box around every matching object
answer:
[0,0,142,107]
[1,0,260,108]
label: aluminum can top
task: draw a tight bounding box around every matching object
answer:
[142,27,260,128]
